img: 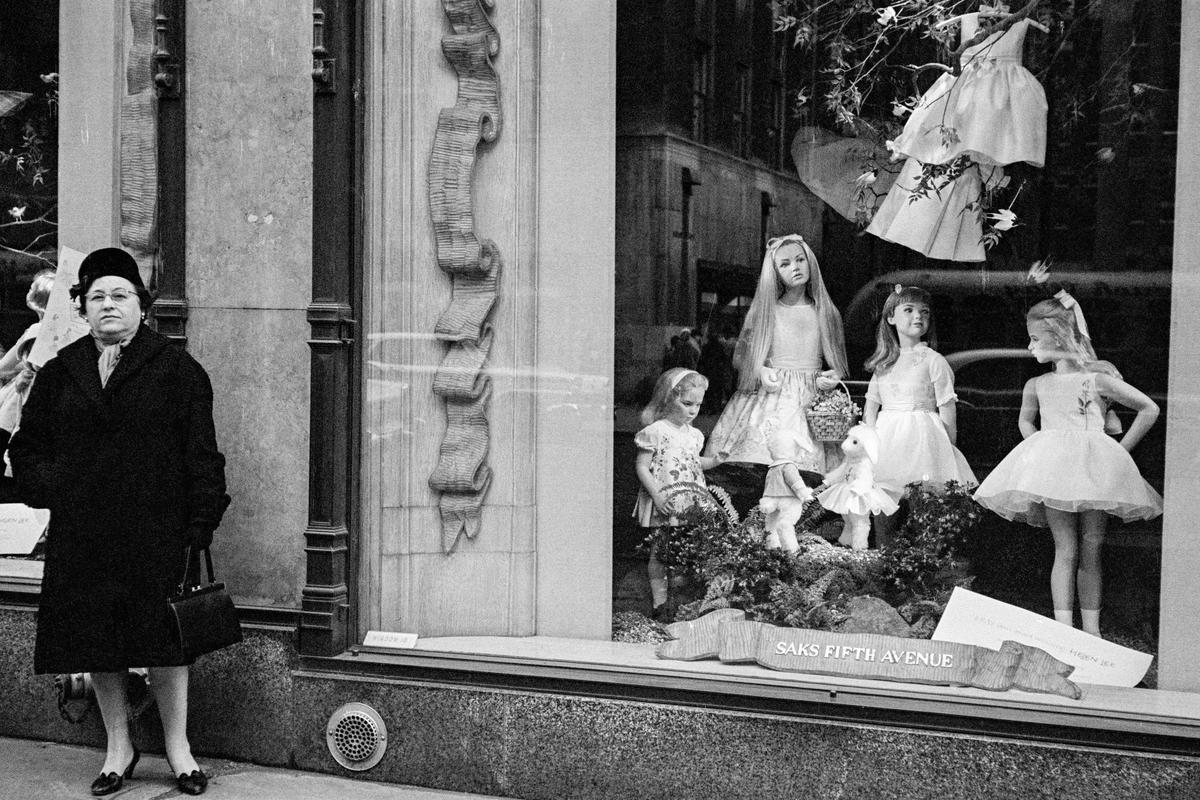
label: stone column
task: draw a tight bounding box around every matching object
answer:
[1157,2,1200,691]
[58,1,122,250]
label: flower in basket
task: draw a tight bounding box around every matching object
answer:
[807,388,861,418]
[805,384,863,443]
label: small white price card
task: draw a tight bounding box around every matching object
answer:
[362,630,419,650]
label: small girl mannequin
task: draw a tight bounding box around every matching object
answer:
[973,293,1162,637]
[816,424,899,550]
[0,269,55,466]
[634,368,727,619]
[705,235,849,471]
[0,268,54,383]
[863,285,976,545]
[758,428,815,554]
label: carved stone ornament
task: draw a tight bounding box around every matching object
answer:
[427,0,503,553]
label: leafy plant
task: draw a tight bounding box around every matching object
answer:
[640,480,981,637]
[880,479,982,598]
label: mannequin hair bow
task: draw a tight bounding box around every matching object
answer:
[1054,290,1091,339]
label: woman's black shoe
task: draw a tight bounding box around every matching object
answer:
[90,747,139,796]
[176,769,209,796]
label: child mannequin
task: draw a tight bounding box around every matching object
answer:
[705,235,849,471]
[863,285,976,545]
[973,293,1162,637]
[634,368,727,619]
[0,269,54,468]
[0,268,54,383]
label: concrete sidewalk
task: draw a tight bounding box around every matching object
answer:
[1,736,512,799]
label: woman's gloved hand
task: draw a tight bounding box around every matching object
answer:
[185,525,214,550]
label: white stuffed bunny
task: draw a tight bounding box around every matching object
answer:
[758,428,815,553]
[817,424,899,550]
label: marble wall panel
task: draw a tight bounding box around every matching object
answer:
[388,551,535,637]
[185,0,312,311]
[188,307,310,607]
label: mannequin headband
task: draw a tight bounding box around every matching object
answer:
[668,369,696,393]
[766,234,805,251]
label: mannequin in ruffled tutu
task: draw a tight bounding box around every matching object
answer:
[704,235,849,472]
[973,294,1162,637]
[867,3,1049,261]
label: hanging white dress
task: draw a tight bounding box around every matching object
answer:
[893,16,1047,168]
[867,16,1047,262]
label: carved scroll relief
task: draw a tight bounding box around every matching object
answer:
[121,0,159,266]
[427,0,503,553]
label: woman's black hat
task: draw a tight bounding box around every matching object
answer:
[72,247,146,299]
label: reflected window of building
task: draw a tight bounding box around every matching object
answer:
[0,2,58,347]
[0,1,57,574]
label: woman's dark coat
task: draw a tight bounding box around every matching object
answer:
[10,325,228,674]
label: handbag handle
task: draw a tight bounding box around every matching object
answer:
[176,546,217,594]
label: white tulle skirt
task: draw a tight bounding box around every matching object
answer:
[874,409,977,491]
[818,483,900,517]
[973,429,1162,527]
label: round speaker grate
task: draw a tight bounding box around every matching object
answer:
[326,702,387,771]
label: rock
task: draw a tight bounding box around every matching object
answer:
[907,615,938,639]
[797,533,835,551]
[836,595,912,637]
[612,563,651,614]
[611,611,672,643]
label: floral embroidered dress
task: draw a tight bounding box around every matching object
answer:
[973,372,1163,527]
[633,418,707,527]
[868,345,976,492]
[867,15,1046,262]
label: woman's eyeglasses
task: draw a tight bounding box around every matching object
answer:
[85,290,137,305]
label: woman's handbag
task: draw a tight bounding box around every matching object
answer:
[167,547,243,660]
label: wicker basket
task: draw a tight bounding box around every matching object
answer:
[805,381,859,442]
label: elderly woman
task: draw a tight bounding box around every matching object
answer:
[10,247,229,797]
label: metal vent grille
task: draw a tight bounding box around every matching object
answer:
[326,702,387,771]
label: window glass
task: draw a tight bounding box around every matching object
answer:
[614,1,1178,690]
[0,1,56,571]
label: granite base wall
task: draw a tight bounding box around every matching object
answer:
[289,673,1200,800]
[0,606,296,766]
[4,605,1200,798]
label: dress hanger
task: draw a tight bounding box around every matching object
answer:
[936,2,1049,34]
[949,0,1048,66]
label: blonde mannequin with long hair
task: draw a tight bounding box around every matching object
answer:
[705,235,849,470]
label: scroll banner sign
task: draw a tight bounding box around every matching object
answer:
[932,587,1153,687]
[30,246,91,368]
[656,608,1083,699]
